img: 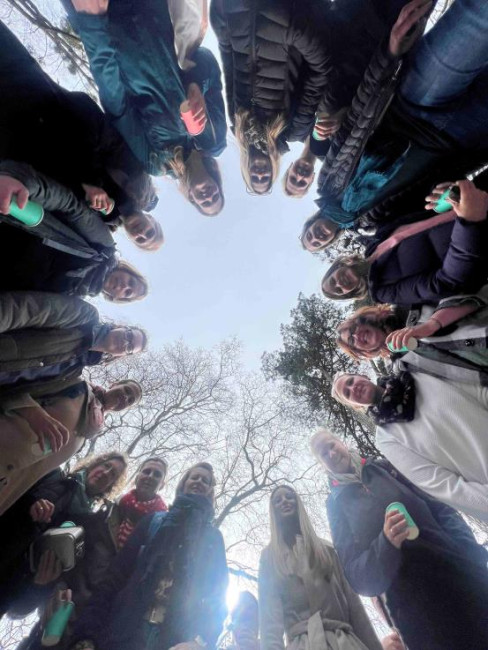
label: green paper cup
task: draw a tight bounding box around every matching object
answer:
[386,502,419,540]
[387,337,418,353]
[433,186,460,214]
[41,601,74,646]
[9,198,44,227]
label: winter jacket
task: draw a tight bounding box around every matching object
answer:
[64,0,226,174]
[211,0,340,143]
[0,22,147,212]
[259,543,382,650]
[314,40,488,230]
[0,291,103,378]
[71,495,228,650]
[365,212,488,306]
[327,458,488,649]
[0,161,117,297]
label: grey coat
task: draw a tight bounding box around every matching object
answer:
[259,544,381,650]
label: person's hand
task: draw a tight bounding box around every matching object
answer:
[30,499,55,523]
[34,550,63,585]
[185,83,207,133]
[0,175,29,214]
[383,510,409,549]
[41,587,73,625]
[314,108,347,140]
[82,184,112,213]
[389,0,432,57]
[382,632,405,650]
[19,406,70,453]
[426,180,488,222]
[385,319,440,352]
[71,0,108,14]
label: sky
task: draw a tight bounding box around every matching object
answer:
[0,2,327,371]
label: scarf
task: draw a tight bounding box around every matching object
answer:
[328,450,365,487]
[117,488,168,548]
[368,371,416,426]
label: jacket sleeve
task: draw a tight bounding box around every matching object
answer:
[183,47,227,157]
[315,42,401,190]
[70,515,151,647]
[373,218,488,305]
[210,0,235,126]
[196,528,229,648]
[327,499,402,597]
[0,161,115,250]
[288,16,338,142]
[258,548,286,650]
[0,291,98,334]
[333,552,383,650]
[429,500,488,565]
[377,434,488,523]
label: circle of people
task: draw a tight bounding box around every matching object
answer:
[0,0,487,649]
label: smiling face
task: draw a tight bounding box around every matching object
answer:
[249,153,272,194]
[123,212,163,251]
[271,487,297,522]
[104,380,142,411]
[333,374,378,408]
[322,265,360,298]
[285,159,315,197]
[313,435,352,475]
[135,460,167,501]
[86,458,126,496]
[339,321,386,354]
[302,218,338,251]
[183,466,213,499]
[103,269,146,302]
[99,327,146,357]
[189,177,223,215]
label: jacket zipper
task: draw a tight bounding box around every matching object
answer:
[250,0,257,107]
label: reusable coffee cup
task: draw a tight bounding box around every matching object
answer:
[8,197,44,227]
[433,185,461,213]
[386,502,419,540]
[387,337,418,353]
[41,600,74,646]
[180,100,206,136]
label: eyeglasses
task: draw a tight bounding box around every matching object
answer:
[124,328,135,355]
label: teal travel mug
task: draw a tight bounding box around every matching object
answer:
[433,185,461,214]
[8,197,44,227]
[386,502,419,540]
[41,600,74,646]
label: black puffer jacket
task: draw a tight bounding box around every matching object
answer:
[210,0,339,142]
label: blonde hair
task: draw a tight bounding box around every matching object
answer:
[330,372,370,412]
[168,147,224,216]
[175,461,216,505]
[268,485,333,580]
[234,109,287,195]
[103,260,149,304]
[72,451,128,501]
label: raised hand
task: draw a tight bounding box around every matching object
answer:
[185,83,208,134]
[30,499,56,523]
[389,0,432,58]
[34,549,63,586]
[82,183,113,213]
[71,0,109,14]
[383,509,409,549]
[18,406,70,453]
[0,175,29,214]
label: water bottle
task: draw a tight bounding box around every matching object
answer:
[8,197,44,227]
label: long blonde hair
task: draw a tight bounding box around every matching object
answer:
[268,485,333,580]
[234,109,287,195]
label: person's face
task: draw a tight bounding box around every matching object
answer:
[86,458,125,496]
[189,176,223,215]
[249,153,272,194]
[101,327,145,357]
[339,320,385,353]
[103,270,146,301]
[135,460,166,500]
[334,374,377,407]
[183,467,213,498]
[322,265,360,298]
[303,218,338,251]
[105,381,141,411]
[314,436,352,475]
[271,487,297,521]
[286,159,315,196]
[123,213,162,251]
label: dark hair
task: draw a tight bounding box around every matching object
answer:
[321,254,370,301]
[299,212,341,251]
[175,462,216,504]
[109,379,143,407]
[103,260,149,304]
[138,456,168,476]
